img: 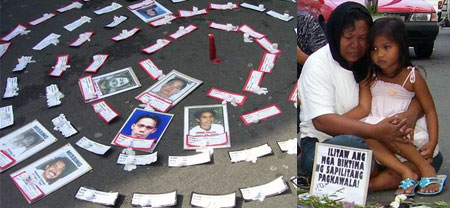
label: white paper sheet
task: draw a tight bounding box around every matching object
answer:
[168,152,211,167]
[105,16,127,28]
[46,84,64,107]
[0,105,14,129]
[191,192,236,208]
[94,2,122,15]
[240,176,288,201]
[131,191,177,207]
[64,16,91,31]
[32,33,61,50]
[229,144,272,163]
[52,114,77,137]
[75,186,118,206]
[12,56,35,72]
[3,77,19,98]
[76,136,111,155]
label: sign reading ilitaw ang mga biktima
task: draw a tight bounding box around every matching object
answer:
[310,143,372,206]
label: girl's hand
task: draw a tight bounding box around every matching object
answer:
[419,142,436,161]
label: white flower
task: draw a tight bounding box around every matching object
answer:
[390,200,400,208]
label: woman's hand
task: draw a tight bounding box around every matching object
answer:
[374,116,411,144]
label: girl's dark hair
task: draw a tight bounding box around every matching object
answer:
[368,17,412,79]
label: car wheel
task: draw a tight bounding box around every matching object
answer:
[414,42,434,58]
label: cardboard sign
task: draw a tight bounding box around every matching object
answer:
[310,143,372,206]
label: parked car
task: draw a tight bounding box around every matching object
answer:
[309,0,439,58]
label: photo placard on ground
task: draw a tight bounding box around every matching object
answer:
[184,104,230,150]
[310,143,372,206]
[128,0,172,23]
[112,108,173,152]
[136,70,202,112]
[10,144,91,204]
[1,120,57,172]
[89,67,141,102]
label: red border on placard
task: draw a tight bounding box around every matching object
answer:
[56,1,82,13]
[255,37,282,54]
[206,88,247,106]
[111,27,141,41]
[242,70,265,93]
[149,14,178,27]
[138,58,161,80]
[185,132,229,147]
[257,53,278,74]
[239,104,282,125]
[11,171,45,203]
[28,13,56,26]
[168,24,198,40]
[288,84,298,103]
[237,24,267,38]
[0,150,16,169]
[177,8,210,18]
[84,54,109,73]
[136,92,172,112]
[142,38,171,55]
[69,31,94,47]
[209,3,239,10]
[91,100,119,123]
[78,75,97,101]
[49,54,69,77]
[1,24,28,42]
[112,134,155,151]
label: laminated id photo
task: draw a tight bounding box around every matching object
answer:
[89,67,141,102]
[10,144,91,204]
[183,104,230,150]
[112,108,173,152]
[136,70,202,112]
[0,120,57,172]
[129,0,172,23]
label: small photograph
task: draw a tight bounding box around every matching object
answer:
[10,144,91,204]
[130,1,172,23]
[184,104,230,150]
[0,120,57,172]
[92,67,141,101]
[136,70,202,112]
[112,108,173,152]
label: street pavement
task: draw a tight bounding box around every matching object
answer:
[0,0,297,207]
[367,28,450,205]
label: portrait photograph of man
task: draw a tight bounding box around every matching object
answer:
[136,70,202,112]
[184,104,230,150]
[114,108,173,152]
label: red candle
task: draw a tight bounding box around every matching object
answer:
[208,34,222,64]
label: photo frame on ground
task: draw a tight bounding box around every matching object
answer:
[136,70,202,112]
[10,144,91,204]
[0,120,57,172]
[92,67,141,102]
[112,108,173,152]
[129,0,172,23]
[183,104,230,150]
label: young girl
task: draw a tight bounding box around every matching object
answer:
[345,17,444,196]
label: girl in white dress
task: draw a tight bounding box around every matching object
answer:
[345,17,444,196]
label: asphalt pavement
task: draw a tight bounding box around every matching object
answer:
[0,0,297,207]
